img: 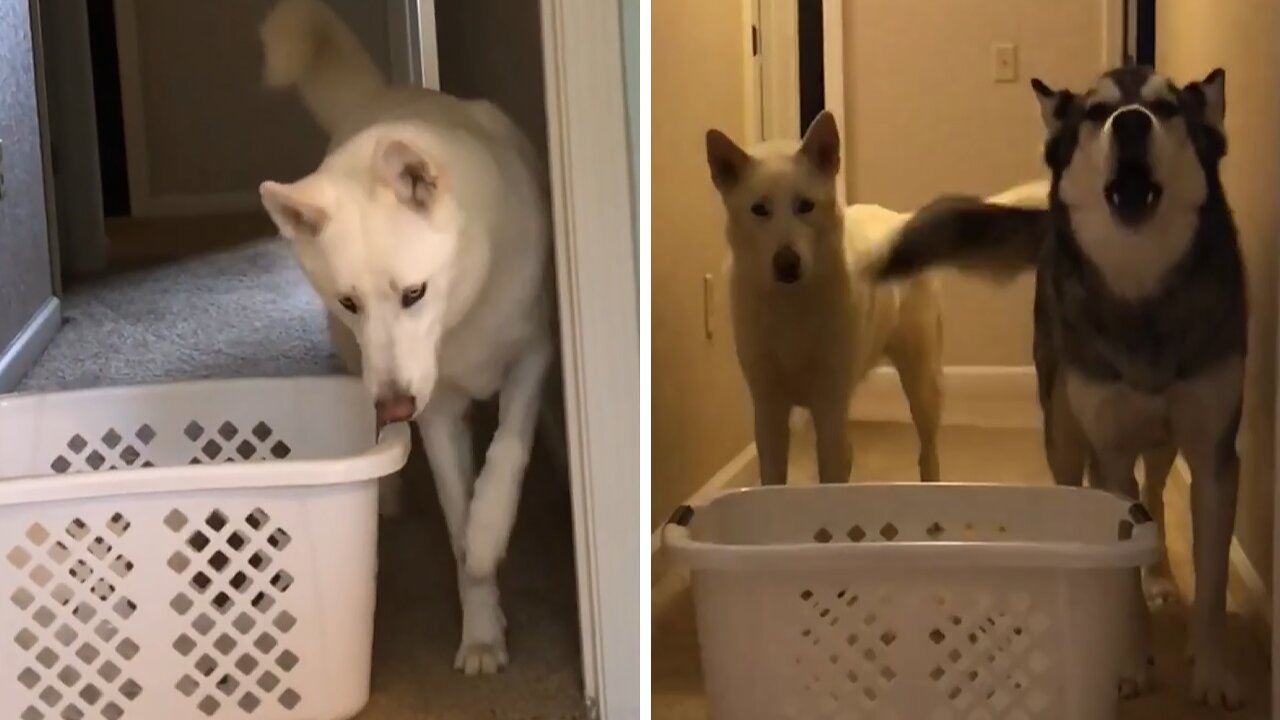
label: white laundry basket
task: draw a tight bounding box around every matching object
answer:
[0,377,411,720]
[663,483,1162,720]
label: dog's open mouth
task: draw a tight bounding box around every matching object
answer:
[1105,163,1162,225]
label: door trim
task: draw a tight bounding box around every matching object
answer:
[820,0,846,204]
[0,298,61,394]
[539,1,639,716]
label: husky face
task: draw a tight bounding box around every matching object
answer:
[1032,67,1226,297]
[1034,67,1226,226]
[705,112,843,287]
[260,136,462,423]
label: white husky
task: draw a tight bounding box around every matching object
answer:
[706,111,1047,485]
[258,0,551,675]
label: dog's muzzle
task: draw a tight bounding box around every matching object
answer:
[1105,108,1162,225]
[772,246,802,284]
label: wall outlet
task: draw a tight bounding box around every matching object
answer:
[993,42,1018,83]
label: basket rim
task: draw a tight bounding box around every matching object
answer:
[0,376,412,506]
[662,483,1162,571]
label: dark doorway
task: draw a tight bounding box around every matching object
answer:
[797,2,824,135]
[86,1,130,217]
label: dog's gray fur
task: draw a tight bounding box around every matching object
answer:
[877,66,1247,709]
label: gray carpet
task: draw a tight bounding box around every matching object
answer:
[14,239,586,717]
[20,239,341,392]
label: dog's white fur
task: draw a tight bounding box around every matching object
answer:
[258,0,551,675]
[707,113,945,485]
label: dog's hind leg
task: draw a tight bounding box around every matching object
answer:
[886,343,941,482]
[885,280,943,482]
[1140,445,1179,607]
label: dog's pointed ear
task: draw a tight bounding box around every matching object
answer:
[375,138,439,211]
[260,180,328,239]
[1184,68,1226,130]
[1031,78,1074,133]
[798,110,840,176]
[705,129,751,192]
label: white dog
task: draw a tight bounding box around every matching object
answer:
[706,111,943,485]
[258,0,551,675]
[706,112,1048,485]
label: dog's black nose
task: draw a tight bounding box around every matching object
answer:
[772,246,802,284]
[1111,108,1152,151]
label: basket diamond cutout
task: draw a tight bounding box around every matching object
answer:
[48,425,158,475]
[925,590,1054,717]
[789,588,899,715]
[184,420,292,465]
[7,516,143,719]
[165,506,302,714]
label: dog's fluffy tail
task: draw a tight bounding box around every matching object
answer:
[875,180,1052,282]
[260,0,385,135]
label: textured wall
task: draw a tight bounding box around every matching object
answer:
[0,0,54,349]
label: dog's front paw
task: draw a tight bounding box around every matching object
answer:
[456,598,508,676]
[1191,657,1244,710]
[454,641,508,676]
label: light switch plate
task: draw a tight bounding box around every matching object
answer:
[993,43,1018,83]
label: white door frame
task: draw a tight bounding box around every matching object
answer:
[748,0,800,143]
[538,3,639,716]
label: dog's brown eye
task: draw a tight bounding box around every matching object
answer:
[338,295,360,314]
[1150,99,1180,119]
[750,201,770,218]
[794,197,815,215]
[401,282,427,309]
[1085,103,1114,123]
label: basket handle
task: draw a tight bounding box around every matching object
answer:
[660,504,695,553]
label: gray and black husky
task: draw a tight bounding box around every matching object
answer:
[876,67,1246,709]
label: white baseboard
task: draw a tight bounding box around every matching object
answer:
[0,298,61,393]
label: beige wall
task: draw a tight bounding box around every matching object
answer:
[843,0,1110,366]
[652,0,752,529]
[124,0,393,201]
[1158,0,1280,598]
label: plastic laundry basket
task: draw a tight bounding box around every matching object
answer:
[663,483,1162,720]
[0,377,411,720]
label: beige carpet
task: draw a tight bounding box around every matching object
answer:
[653,422,1272,720]
[355,414,587,719]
